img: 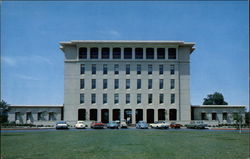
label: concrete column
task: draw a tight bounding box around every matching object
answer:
[97,109,101,122]
[109,109,113,122]
[154,48,157,60]
[132,47,135,59]
[154,109,158,122]
[86,108,89,121]
[165,109,169,121]
[121,47,124,60]
[121,109,124,120]
[110,47,113,59]
[143,109,147,122]
[98,47,101,59]
[143,48,146,60]
[132,109,136,124]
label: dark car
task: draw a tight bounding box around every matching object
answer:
[170,122,182,129]
[91,121,105,129]
[136,121,149,129]
[56,121,69,129]
[186,121,207,129]
[107,121,119,129]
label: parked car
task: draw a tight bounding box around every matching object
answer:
[186,121,208,129]
[120,120,128,128]
[136,121,149,129]
[170,122,182,129]
[75,121,87,129]
[56,121,69,129]
[150,121,170,129]
[107,121,119,129]
[90,121,105,129]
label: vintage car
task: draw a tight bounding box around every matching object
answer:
[75,121,87,129]
[150,121,170,129]
[136,121,149,129]
[186,121,208,129]
[90,121,105,129]
[107,121,119,129]
[56,121,69,129]
[120,120,128,128]
[170,122,182,129]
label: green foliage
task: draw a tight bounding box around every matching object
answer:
[203,92,228,105]
[0,100,10,123]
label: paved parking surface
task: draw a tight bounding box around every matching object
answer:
[1,127,249,133]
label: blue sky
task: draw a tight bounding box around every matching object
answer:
[1,1,249,109]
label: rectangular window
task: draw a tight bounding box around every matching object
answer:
[126,79,130,89]
[124,48,132,59]
[103,64,108,75]
[212,113,217,120]
[102,48,110,59]
[80,64,85,74]
[91,94,96,104]
[201,113,207,120]
[103,79,108,89]
[148,65,153,75]
[92,64,96,74]
[26,112,32,121]
[135,48,143,59]
[126,64,130,75]
[171,94,175,104]
[148,79,152,89]
[114,93,119,104]
[137,64,141,75]
[114,64,119,75]
[126,94,130,104]
[170,64,175,75]
[103,94,107,104]
[148,94,153,104]
[113,48,121,59]
[137,79,141,89]
[171,79,175,89]
[168,48,176,59]
[49,113,54,121]
[80,93,84,104]
[146,48,154,59]
[222,113,228,120]
[157,48,165,59]
[90,47,98,59]
[79,48,87,59]
[137,94,141,104]
[159,65,163,75]
[80,79,84,89]
[159,79,164,89]
[114,79,119,89]
[159,94,164,104]
[37,112,42,121]
[92,79,96,89]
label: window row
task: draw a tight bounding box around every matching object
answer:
[80,79,175,90]
[80,93,175,105]
[80,64,175,75]
[79,47,176,60]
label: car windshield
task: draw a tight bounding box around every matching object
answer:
[57,121,66,124]
[78,121,84,124]
[110,121,116,124]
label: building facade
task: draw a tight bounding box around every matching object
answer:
[59,40,195,124]
[6,40,246,125]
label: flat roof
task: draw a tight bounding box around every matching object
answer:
[10,105,63,108]
[59,40,195,53]
[192,105,245,108]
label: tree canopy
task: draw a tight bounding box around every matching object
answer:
[203,92,228,105]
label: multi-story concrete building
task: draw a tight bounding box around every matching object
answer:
[59,40,195,124]
[7,40,246,126]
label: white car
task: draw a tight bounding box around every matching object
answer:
[75,121,87,129]
[150,121,170,129]
[56,121,69,129]
[120,120,128,128]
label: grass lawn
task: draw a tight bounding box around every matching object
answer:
[1,129,249,159]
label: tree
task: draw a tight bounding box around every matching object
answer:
[203,92,228,105]
[0,100,10,123]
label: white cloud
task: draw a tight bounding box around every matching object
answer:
[2,57,16,66]
[98,29,121,38]
[14,74,40,81]
[2,55,52,66]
